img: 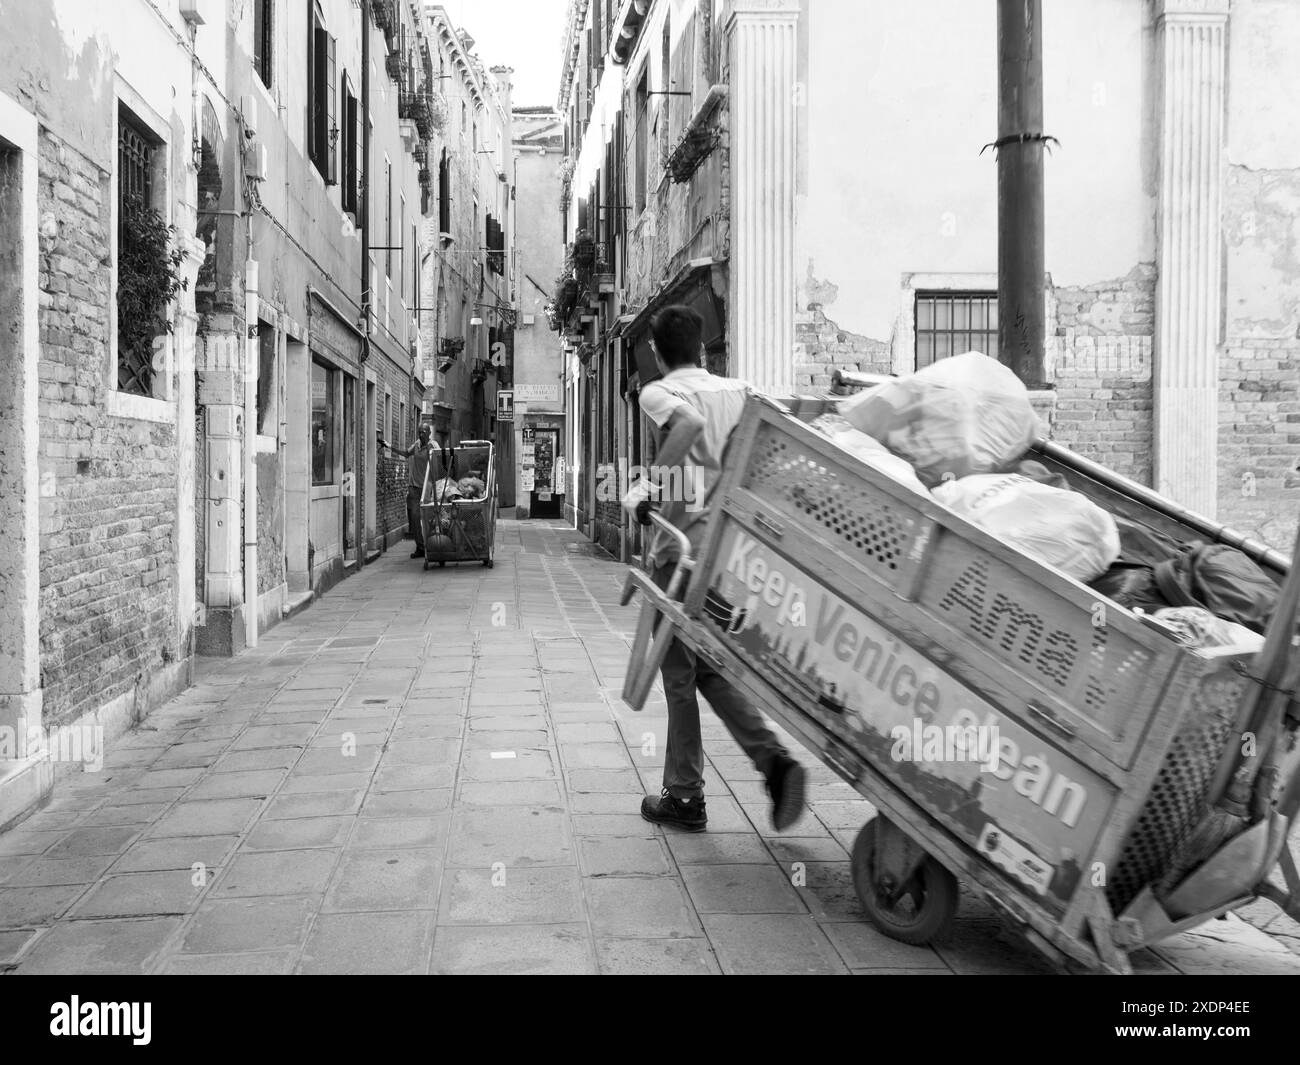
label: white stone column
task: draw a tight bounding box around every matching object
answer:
[1153,0,1229,516]
[726,0,799,395]
[175,234,205,659]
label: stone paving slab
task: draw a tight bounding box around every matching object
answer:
[2,519,1298,975]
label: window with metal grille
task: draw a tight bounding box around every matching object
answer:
[117,107,160,396]
[306,4,335,182]
[254,0,273,88]
[914,291,998,369]
[342,78,358,216]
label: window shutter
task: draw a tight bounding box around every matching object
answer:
[438,151,450,233]
[306,3,316,162]
[326,34,338,183]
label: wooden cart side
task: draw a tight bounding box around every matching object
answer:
[651,593,1125,974]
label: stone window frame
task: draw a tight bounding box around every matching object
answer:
[108,75,176,424]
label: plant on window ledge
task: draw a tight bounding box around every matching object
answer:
[117,195,186,396]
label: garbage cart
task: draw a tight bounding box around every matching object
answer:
[620,391,1300,974]
[420,439,497,569]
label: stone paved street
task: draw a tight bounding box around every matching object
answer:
[2,520,1298,975]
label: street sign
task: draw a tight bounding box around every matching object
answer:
[496,390,514,422]
[522,426,536,444]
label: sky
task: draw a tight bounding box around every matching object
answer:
[446,0,571,109]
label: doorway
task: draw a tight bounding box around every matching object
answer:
[529,427,562,519]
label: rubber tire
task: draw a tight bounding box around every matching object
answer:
[422,560,428,571]
[851,818,959,946]
[438,561,446,568]
[483,559,493,568]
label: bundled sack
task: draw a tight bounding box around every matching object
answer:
[933,474,1120,581]
[1088,518,1280,633]
[808,414,929,495]
[457,476,486,499]
[1149,607,1265,652]
[432,477,462,501]
[839,351,1040,487]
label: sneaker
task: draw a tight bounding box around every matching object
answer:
[411,549,425,558]
[640,790,707,832]
[766,755,806,832]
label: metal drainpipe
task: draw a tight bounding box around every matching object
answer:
[244,258,259,649]
[359,0,371,563]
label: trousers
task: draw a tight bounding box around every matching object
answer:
[652,562,788,799]
[407,487,424,551]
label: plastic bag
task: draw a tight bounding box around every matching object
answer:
[1150,607,1265,652]
[457,476,486,499]
[933,473,1120,581]
[809,414,929,495]
[433,477,462,501]
[840,351,1040,487]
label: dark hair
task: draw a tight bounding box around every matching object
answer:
[649,305,704,369]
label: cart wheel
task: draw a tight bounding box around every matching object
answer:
[851,817,958,945]
[483,559,494,568]
[423,560,429,571]
[438,560,446,568]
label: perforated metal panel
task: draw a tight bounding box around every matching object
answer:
[742,424,918,579]
[1105,670,1247,914]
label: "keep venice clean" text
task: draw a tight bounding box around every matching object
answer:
[725,532,1090,829]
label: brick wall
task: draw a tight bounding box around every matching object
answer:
[377,454,408,540]
[1049,264,1156,485]
[36,128,181,727]
[794,305,891,390]
[255,452,283,594]
[1218,340,1300,550]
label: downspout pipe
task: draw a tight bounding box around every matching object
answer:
[359,0,371,561]
[244,258,259,649]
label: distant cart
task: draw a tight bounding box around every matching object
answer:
[419,439,497,569]
[621,391,1300,974]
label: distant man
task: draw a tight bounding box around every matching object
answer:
[621,304,806,834]
[386,423,434,558]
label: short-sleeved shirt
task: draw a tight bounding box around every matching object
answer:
[638,366,751,569]
[409,444,432,490]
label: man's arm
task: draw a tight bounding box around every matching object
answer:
[649,405,705,482]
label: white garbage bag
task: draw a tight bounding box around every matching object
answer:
[933,473,1121,582]
[839,351,1040,487]
[809,414,929,496]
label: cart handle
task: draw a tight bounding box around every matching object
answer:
[621,509,695,606]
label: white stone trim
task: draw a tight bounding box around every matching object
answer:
[0,89,41,741]
[105,389,177,423]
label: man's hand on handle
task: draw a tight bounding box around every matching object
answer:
[621,480,658,525]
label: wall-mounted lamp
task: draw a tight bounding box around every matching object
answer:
[470,316,483,326]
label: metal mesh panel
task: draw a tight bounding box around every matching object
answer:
[1105,670,1247,914]
[742,424,917,578]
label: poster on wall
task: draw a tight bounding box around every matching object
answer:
[496,390,514,422]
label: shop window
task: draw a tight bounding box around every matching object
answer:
[914,291,998,369]
[311,360,336,484]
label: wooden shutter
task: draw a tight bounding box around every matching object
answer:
[306,3,316,162]
[326,34,337,183]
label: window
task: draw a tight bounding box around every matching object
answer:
[398,195,406,299]
[661,15,671,143]
[633,69,648,213]
[254,0,274,88]
[385,158,393,277]
[342,77,358,216]
[116,105,163,396]
[461,101,467,135]
[914,291,998,368]
[438,149,451,234]
[311,360,336,484]
[256,319,277,434]
[399,400,406,449]
[386,393,396,445]
[307,4,336,183]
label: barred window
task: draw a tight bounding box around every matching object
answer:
[914,291,998,369]
[117,107,161,397]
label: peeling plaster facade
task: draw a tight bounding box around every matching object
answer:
[796,0,1300,549]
